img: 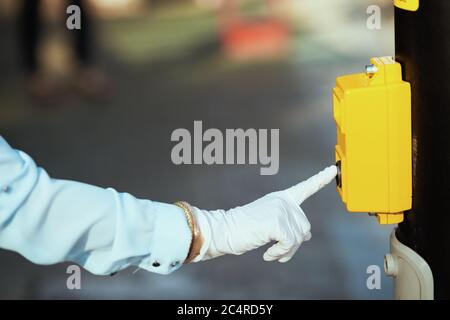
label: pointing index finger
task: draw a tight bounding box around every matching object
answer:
[287,165,338,205]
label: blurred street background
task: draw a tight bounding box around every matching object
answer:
[0,0,395,299]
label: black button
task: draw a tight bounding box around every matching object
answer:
[335,161,342,188]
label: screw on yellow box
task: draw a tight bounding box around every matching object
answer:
[333,57,412,224]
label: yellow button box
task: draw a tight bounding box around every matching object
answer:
[333,57,412,224]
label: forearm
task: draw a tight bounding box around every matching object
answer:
[0,136,191,275]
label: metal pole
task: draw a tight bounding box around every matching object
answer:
[395,0,450,299]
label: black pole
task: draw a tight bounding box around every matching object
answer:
[395,1,450,299]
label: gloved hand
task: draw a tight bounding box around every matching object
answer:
[191,166,337,263]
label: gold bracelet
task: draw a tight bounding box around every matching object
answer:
[174,201,203,264]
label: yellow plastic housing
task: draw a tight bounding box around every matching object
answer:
[394,0,419,11]
[333,57,412,224]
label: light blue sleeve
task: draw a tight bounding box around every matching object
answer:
[0,136,191,275]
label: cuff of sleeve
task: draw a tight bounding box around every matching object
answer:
[136,203,192,274]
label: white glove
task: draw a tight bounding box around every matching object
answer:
[192,166,337,263]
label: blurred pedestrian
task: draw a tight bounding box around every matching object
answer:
[18,0,110,102]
